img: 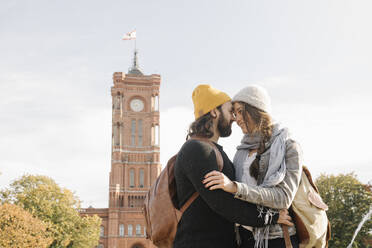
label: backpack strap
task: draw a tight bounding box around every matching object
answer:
[282,225,293,248]
[179,138,224,213]
[302,166,319,193]
[180,192,199,213]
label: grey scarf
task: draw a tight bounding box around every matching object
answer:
[233,123,290,248]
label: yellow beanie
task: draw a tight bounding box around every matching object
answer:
[192,84,231,120]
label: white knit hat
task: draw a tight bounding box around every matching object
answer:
[232,85,272,114]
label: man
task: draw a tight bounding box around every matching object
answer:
[173,85,291,248]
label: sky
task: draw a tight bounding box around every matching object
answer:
[0,0,371,208]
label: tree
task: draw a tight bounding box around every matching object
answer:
[316,173,372,248]
[0,203,52,248]
[0,175,101,248]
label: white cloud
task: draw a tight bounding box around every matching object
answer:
[273,101,372,183]
[160,106,194,167]
[0,104,112,207]
[0,72,112,208]
[1,0,372,210]
[1,72,370,210]
[159,102,372,184]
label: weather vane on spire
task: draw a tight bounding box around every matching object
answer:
[122,30,143,75]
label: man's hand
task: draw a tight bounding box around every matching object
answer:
[277,209,293,226]
[203,170,238,194]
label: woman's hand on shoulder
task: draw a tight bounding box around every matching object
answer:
[203,170,238,194]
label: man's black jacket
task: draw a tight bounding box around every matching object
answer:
[173,139,278,248]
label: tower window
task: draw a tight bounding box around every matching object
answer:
[131,119,136,146]
[129,169,135,188]
[139,169,144,188]
[136,224,141,236]
[138,119,143,146]
[128,224,133,236]
[119,224,124,237]
[100,226,104,237]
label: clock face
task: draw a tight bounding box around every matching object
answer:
[130,99,144,112]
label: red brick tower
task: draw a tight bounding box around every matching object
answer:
[81,51,160,248]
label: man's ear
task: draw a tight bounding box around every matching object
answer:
[210,108,218,118]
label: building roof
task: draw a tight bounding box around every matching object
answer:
[128,50,143,76]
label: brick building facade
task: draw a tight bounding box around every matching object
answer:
[80,51,160,248]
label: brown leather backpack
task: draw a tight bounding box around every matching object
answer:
[143,139,223,248]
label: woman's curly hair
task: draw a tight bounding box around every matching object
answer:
[238,102,273,180]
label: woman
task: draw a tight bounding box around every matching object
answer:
[203,85,302,248]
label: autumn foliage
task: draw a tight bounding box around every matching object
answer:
[0,203,52,248]
[0,175,101,248]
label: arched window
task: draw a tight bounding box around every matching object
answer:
[100,226,104,237]
[119,224,124,237]
[129,169,135,188]
[136,224,141,236]
[131,119,136,146]
[140,169,145,188]
[138,119,143,146]
[128,224,133,236]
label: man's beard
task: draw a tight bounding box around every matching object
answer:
[217,111,232,137]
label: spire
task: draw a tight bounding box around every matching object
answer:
[128,49,143,75]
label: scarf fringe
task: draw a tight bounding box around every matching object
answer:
[254,206,278,248]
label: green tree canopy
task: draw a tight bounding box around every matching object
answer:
[0,175,101,248]
[0,203,52,248]
[316,173,372,248]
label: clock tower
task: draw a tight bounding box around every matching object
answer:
[109,50,160,248]
[81,51,160,248]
